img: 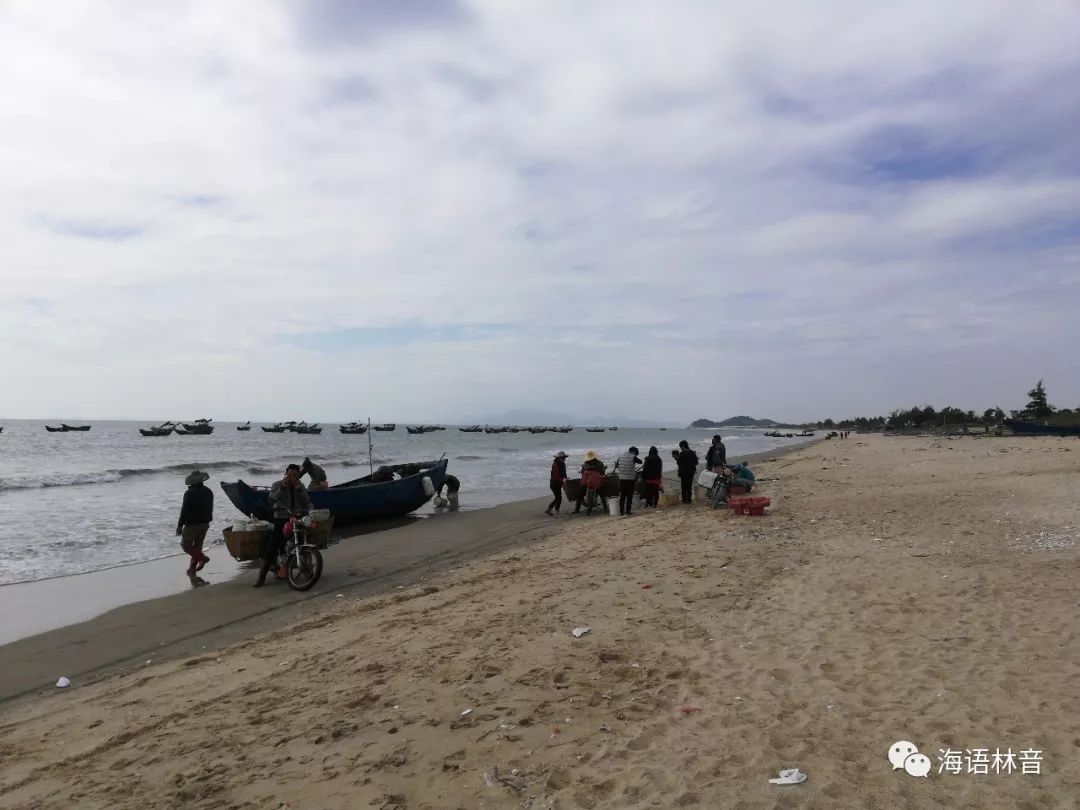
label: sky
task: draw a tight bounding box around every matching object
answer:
[2,0,1079,424]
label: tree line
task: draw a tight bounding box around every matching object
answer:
[815,380,1076,431]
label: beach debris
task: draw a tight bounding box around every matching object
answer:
[336,594,344,598]
[768,768,807,785]
[641,583,653,589]
[677,705,703,715]
[599,723,613,733]
[460,708,473,716]
[485,766,527,792]
[571,626,592,638]
[55,677,71,689]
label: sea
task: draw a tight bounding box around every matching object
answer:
[0,421,809,585]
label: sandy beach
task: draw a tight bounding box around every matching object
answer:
[2,434,1079,809]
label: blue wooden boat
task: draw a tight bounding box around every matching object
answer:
[221,458,448,524]
[1004,418,1080,437]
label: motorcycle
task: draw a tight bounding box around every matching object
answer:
[276,512,324,591]
[579,468,608,515]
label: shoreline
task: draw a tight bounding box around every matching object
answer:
[0,440,815,703]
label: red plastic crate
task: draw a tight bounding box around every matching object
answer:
[728,495,771,516]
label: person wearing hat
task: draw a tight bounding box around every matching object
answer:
[573,450,608,514]
[546,452,568,516]
[176,470,213,576]
[671,440,700,503]
[613,446,642,516]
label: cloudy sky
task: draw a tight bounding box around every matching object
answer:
[2,1,1078,423]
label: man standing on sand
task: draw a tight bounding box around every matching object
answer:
[176,470,212,578]
[300,457,328,490]
[613,445,642,516]
[705,435,727,472]
[257,464,311,588]
[671,440,699,504]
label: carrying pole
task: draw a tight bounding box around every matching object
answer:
[368,417,374,476]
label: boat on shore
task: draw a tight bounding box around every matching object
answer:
[221,458,449,525]
[1003,418,1080,437]
[373,423,396,432]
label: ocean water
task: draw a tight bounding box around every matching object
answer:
[0,421,808,584]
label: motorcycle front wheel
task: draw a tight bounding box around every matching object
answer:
[287,546,324,591]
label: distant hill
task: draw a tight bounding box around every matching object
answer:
[690,416,780,429]
[467,409,680,428]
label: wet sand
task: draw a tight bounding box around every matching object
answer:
[0,501,558,703]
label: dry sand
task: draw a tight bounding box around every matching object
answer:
[2,434,1079,809]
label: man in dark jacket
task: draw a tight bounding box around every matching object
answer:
[176,470,213,576]
[705,435,727,471]
[671,441,699,503]
[257,464,312,587]
[641,446,663,508]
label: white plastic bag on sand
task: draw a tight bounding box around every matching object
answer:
[769,768,806,785]
[56,677,71,688]
[571,627,592,638]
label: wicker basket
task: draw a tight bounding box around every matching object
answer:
[223,528,269,562]
[306,516,335,549]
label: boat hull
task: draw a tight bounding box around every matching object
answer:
[221,459,448,524]
[1004,419,1080,437]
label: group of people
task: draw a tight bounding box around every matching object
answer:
[177,458,464,584]
[175,458,327,584]
[545,434,755,517]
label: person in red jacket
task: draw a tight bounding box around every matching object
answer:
[546,451,568,516]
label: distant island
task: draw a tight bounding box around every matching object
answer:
[689,416,780,429]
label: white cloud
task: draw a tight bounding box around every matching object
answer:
[1,0,1079,422]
